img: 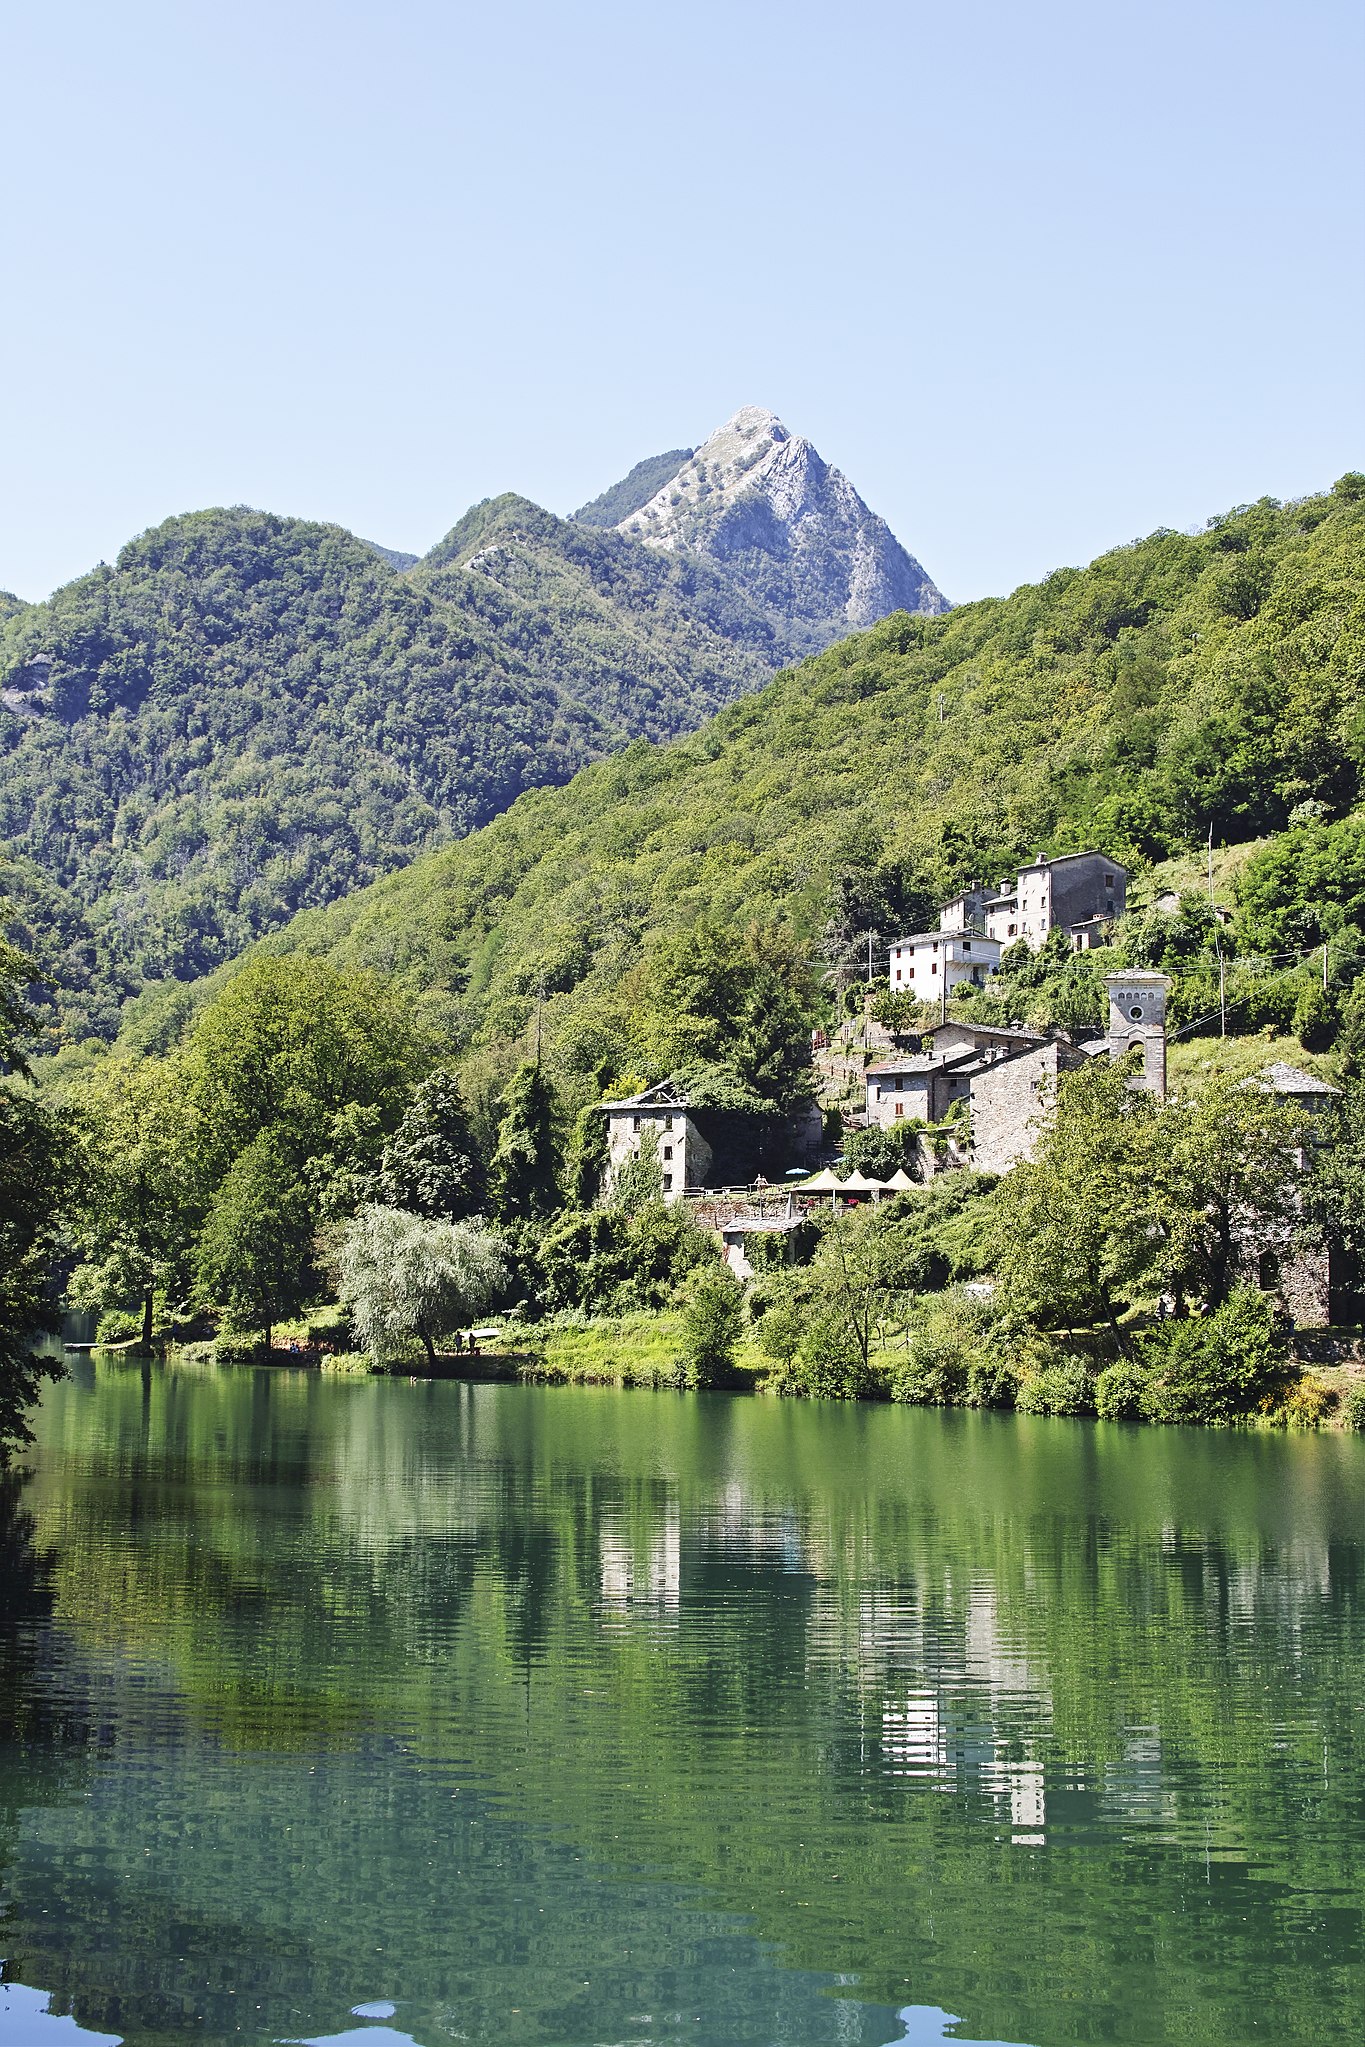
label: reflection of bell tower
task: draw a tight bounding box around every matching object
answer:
[1104,971,1171,1098]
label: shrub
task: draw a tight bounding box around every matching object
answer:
[95,1307,144,1345]
[676,1265,744,1389]
[1137,1288,1288,1424]
[964,1354,1019,1409]
[888,1307,971,1406]
[783,1309,877,1398]
[890,1291,1025,1409]
[212,1331,264,1366]
[1096,1360,1150,1420]
[1015,1356,1096,1417]
[1341,1383,1365,1431]
[1280,1373,1334,1428]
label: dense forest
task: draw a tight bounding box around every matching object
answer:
[207,476,1365,1094]
[0,496,806,1036]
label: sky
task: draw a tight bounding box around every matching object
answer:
[2,0,1362,605]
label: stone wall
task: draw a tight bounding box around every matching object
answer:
[969,1044,1085,1175]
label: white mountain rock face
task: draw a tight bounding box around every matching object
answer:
[616,406,948,641]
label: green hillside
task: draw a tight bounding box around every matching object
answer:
[227,477,1364,1095]
[0,500,788,1027]
[411,491,786,735]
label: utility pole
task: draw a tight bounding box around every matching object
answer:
[867,928,877,985]
[535,977,545,1067]
[1323,940,1330,993]
[1208,823,1226,1037]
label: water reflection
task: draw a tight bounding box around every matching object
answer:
[0,1362,1362,2045]
[0,1979,122,2047]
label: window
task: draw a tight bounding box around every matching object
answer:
[1104,874,1114,888]
[894,1101,904,1119]
[962,940,972,953]
[662,1172,673,1191]
[663,1145,674,1161]
[632,1115,641,1132]
[1129,1004,1144,1022]
[1008,923,1017,937]
[931,962,938,975]
[895,969,902,983]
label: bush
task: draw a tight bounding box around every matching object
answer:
[1096,1360,1150,1420]
[676,1265,744,1389]
[95,1307,143,1345]
[1341,1383,1365,1431]
[888,1305,971,1406]
[783,1309,877,1398]
[889,1292,1025,1409]
[212,1331,264,1366]
[1137,1288,1288,1424]
[1280,1374,1334,1428]
[1015,1356,1096,1417]
[964,1354,1018,1409]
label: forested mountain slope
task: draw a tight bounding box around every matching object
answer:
[232,478,1364,1091]
[0,508,626,1015]
[410,492,784,736]
[1,412,945,1038]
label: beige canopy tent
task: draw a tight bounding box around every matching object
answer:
[884,1167,917,1191]
[795,1168,842,1192]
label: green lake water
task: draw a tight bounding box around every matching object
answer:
[1,1361,1362,2047]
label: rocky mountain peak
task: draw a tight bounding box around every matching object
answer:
[616,406,947,639]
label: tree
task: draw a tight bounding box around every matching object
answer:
[489,1064,561,1222]
[1159,1079,1311,1309]
[676,1264,744,1389]
[338,1207,507,1366]
[1307,1080,1365,1293]
[627,918,817,1111]
[373,1068,483,1219]
[0,933,76,1457]
[194,1133,317,1348]
[185,954,430,1181]
[992,1057,1166,1347]
[70,1053,202,1350]
[562,1102,609,1209]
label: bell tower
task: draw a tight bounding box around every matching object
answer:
[1104,971,1171,1098]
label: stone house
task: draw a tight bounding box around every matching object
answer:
[864,1024,1041,1131]
[600,1082,822,1203]
[600,1081,711,1203]
[1236,1062,1341,1327]
[967,1038,1090,1174]
[979,851,1128,951]
[864,1020,1085,1175]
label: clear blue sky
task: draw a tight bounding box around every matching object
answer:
[3,0,1362,604]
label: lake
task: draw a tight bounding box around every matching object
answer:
[1,1359,1362,2046]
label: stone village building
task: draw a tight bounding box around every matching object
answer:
[598,849,1334,1326]
[888,851,1127,1007]
[599,1080,822,1202]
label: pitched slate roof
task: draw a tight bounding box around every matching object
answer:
[1244,1062,1340,1098]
